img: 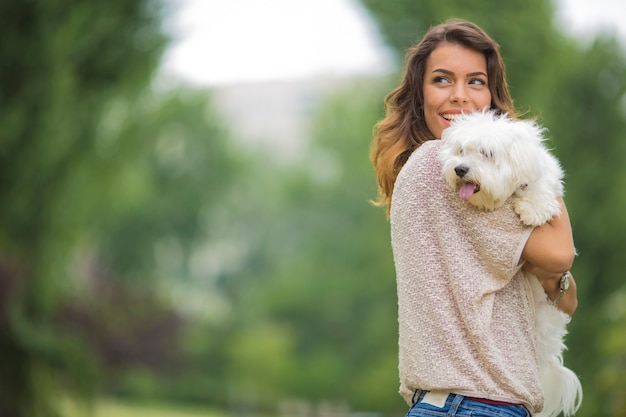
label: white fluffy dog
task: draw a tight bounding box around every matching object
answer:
[439,110,582,417]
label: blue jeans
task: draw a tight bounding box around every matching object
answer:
[406,390,530,417]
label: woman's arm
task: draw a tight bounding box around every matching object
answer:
[522,197,578,316]
[522,197,575,273]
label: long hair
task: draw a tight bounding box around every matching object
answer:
[370,19,517,216]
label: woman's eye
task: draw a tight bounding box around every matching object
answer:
[434,76,451,84]
[469,78,486,86]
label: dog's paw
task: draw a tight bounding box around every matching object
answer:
[514,199,558,227]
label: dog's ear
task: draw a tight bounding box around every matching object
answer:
[514,119,546,146]
[507,120,548,183]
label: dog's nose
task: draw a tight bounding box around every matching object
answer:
[455,164,469,177]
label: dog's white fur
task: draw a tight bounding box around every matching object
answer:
[439,110,582,417]
[440,110,563,226]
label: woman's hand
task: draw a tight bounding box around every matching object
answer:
[524,262,578,316]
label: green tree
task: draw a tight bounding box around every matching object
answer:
[0,0,184,417]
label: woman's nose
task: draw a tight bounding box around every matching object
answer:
[450,85,469,104]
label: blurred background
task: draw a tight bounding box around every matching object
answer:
[1,0,625,416]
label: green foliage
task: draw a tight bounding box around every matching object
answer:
[536,36,626,417]
[0,0,168,414]
[227,322,297,404]
[0,0,244,415]
[242,78,402,411]
[62,396,231,417]
[53,85,245,407]
[84,89,238,281]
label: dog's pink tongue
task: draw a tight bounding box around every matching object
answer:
[459,182,476,200]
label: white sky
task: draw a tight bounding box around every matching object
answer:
[160,0,626,87]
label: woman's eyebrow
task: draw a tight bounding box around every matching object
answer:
[432,68,487,78]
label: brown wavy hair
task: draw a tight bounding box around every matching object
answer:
[370,19,517,216]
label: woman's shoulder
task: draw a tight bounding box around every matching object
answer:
[416,139,441,154]
[394,140,445,202]
[405,139,440,162]
[400,140,441,175]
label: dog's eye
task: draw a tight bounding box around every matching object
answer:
[480,148,494,159]
[458,148,464,156]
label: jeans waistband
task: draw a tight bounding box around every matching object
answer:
[412,389,521,407]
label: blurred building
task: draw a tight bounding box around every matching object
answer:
[211,76,358,162]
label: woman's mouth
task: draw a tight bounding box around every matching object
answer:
[441,114,460,122]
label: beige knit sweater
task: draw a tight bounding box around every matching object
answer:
[390,140,541,414]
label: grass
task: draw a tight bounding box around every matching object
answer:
[61,397,231,417]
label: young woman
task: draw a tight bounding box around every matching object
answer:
[370,19,577,416]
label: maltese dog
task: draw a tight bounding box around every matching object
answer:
[439,110,582,417]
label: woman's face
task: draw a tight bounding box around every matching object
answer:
[422,42,492,139]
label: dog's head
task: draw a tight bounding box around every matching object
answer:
[439,111,546,210]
